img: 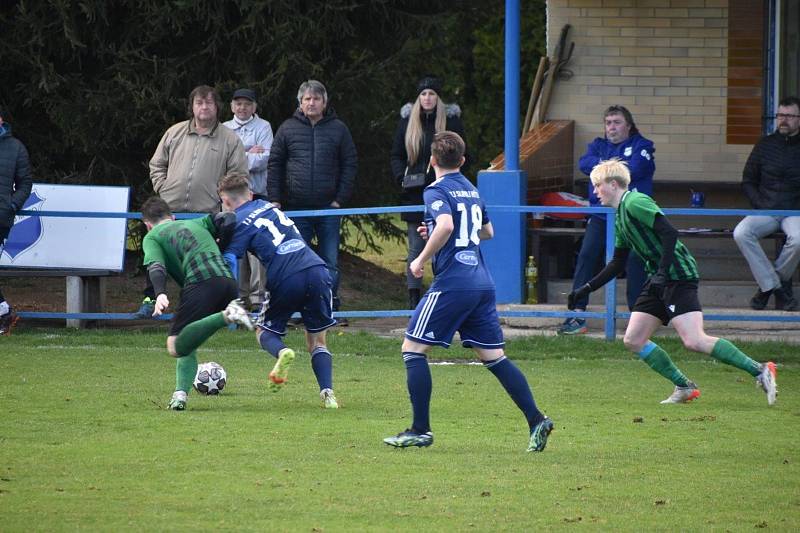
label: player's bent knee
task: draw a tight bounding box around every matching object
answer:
[308,341,328,353]
[402,338,429,354]
[681,338,704,353]
[474,347,504,362]
[306,332,327,353]
[623,335,645,353]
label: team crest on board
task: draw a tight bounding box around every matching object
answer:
[3,191,45,261]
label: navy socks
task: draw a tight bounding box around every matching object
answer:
[311,347,334,391]
[258,330,286,358]
[403,352,432,433]
[484,356,544,429]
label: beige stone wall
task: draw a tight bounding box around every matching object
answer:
[545,0,753,184]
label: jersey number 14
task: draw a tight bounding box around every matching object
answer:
[253,209,298,246]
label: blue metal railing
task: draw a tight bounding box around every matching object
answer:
[11,204,800,339]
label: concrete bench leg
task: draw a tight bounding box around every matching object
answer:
[66,276,83,328]
[66,276,107,328]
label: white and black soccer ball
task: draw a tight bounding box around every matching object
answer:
[193,362,227,395]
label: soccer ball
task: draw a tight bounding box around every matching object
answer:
[193,362,227,395]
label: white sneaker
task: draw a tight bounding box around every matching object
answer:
[223,299,254,330]
[756,362,777,405]
[168,390,187,410]
[660,382,701,404]
[320,388,339,409]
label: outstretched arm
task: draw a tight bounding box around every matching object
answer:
[568,247,630,309]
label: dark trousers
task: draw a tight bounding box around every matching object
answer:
[294,215,341,310]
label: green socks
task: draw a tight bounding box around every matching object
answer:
[637,341,692,387]
[710,338,761,377]
[635,338,761,389]
[172,312,228,394]
[176,351,198,392]
[174,312,226,356]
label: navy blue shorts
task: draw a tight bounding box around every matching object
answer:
[256,265,336,336]
[405,288,504,349]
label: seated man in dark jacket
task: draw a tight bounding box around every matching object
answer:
[267,80,357,319]
[733,96,800,311]
[0,107,33,335]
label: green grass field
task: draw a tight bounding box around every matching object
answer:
[2,327,798,531]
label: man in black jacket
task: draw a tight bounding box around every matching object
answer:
[267,80,357,317]
[0,107,33,334]
[733,96,800,311]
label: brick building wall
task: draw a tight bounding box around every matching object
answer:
[545,0,757,186]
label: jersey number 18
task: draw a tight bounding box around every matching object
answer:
[454,203,482,247]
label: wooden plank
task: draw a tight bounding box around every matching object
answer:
[523,57,548,133]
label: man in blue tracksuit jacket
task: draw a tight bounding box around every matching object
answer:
[558,105,655,335]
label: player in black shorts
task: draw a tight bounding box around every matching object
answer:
[568,159,778,405]
[140,197,254,410]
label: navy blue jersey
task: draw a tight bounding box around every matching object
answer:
[423,172,494,291]
[224,199,325,290]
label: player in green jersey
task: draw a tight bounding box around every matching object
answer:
[568,159,778,405]
[140,197,254,410]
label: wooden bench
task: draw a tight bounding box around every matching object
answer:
[528,226,787,303]
[0,268,115,328]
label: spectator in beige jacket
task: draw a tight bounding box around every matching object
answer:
[135,85,248,318]
[150,85,247,213]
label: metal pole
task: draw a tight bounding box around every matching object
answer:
[504,0,520,170]
[604,212,617,340]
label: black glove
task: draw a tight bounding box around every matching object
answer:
[648,270,668,299]
[213,212,237,251]
[567,283,592,310]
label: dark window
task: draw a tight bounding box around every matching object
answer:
[780,0,800,98]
